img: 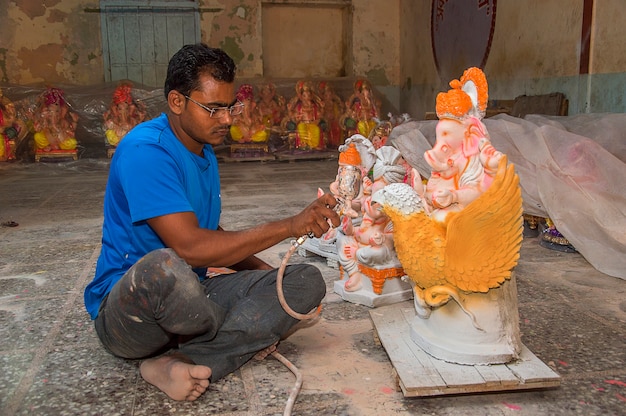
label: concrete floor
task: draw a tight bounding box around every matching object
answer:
[1,157,625,416]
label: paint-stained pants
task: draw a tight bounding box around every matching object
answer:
[94,248,325,381]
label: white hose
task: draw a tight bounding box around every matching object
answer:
[271,351,303,416]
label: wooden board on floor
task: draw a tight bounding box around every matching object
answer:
[369,301,561,397]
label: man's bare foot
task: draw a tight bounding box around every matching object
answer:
[139,353,212,401]
[253,342,278,361]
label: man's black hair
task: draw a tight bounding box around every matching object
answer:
[164,43,236,99]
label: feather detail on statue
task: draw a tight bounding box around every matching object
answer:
[373,156,523,297]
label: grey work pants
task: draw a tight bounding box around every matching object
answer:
[94,248,325,381]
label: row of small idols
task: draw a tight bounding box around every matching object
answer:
[0,79,409,161]
[0,84,147,160]
[229,79,385,150]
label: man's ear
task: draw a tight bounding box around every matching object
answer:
[168,91,185,115]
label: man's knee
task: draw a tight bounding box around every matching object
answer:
[285,264,326,301]
[140,248,185,268]
[132,248,197,291]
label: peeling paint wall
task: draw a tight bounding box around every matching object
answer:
[2,0,103,85]
[204,0,264,77]
[1,1,399,101]
[350,0,401,110]
[2,0,625,115]
[204,1,401,91]
[351,0,399,86]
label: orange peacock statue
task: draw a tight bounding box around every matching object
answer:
[373,157,523,323]
[372,67,525,364]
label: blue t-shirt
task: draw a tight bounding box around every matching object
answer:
[84,113,221,319]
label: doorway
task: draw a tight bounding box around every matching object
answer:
[100,0,200,87]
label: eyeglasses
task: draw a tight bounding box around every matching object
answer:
[184,95,245,118]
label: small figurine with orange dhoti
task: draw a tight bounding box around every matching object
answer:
[33,87,79,157]
[336,145,407,293]
[0,88,27,161]
[283,80,326,150]
[341,78,381,138]
[318,134,376,255]
[318,81,345,148]
[104,83,147,151]
[229,84,268,144]
[329,141,365,219]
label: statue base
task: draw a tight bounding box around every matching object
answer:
[35,149,78,162]
[300,237,412,307]
[333,272,413,308]
[409,276,522,365]
[370,301,560,397]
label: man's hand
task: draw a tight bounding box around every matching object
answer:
[147,192,340,268]
[289,192,340,238]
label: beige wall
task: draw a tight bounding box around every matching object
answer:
[487,0,583,79]
[2,0,103,85]
[202,0,264,77]
[590,0,626,74]
[400,0,626,116]
[204,0,402,109]
[399,0,438,118]
[1,0,625,115]
[482,0,585,111]
[350,0,400,86]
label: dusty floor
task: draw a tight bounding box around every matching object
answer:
[1,158,625,416]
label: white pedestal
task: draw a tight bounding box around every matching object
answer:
[333,272,413,308]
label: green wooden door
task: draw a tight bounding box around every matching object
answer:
[101,0,200,88]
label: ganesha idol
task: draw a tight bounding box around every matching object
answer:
[341,78,381,139]
[0,88,27,161]
[318,81,345,148]
[229,84,268,144]
[104,83,147,154]
[373,68,524,365]
[33,87,79,161]
[283,80,326,150]
[256,82,285,132]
